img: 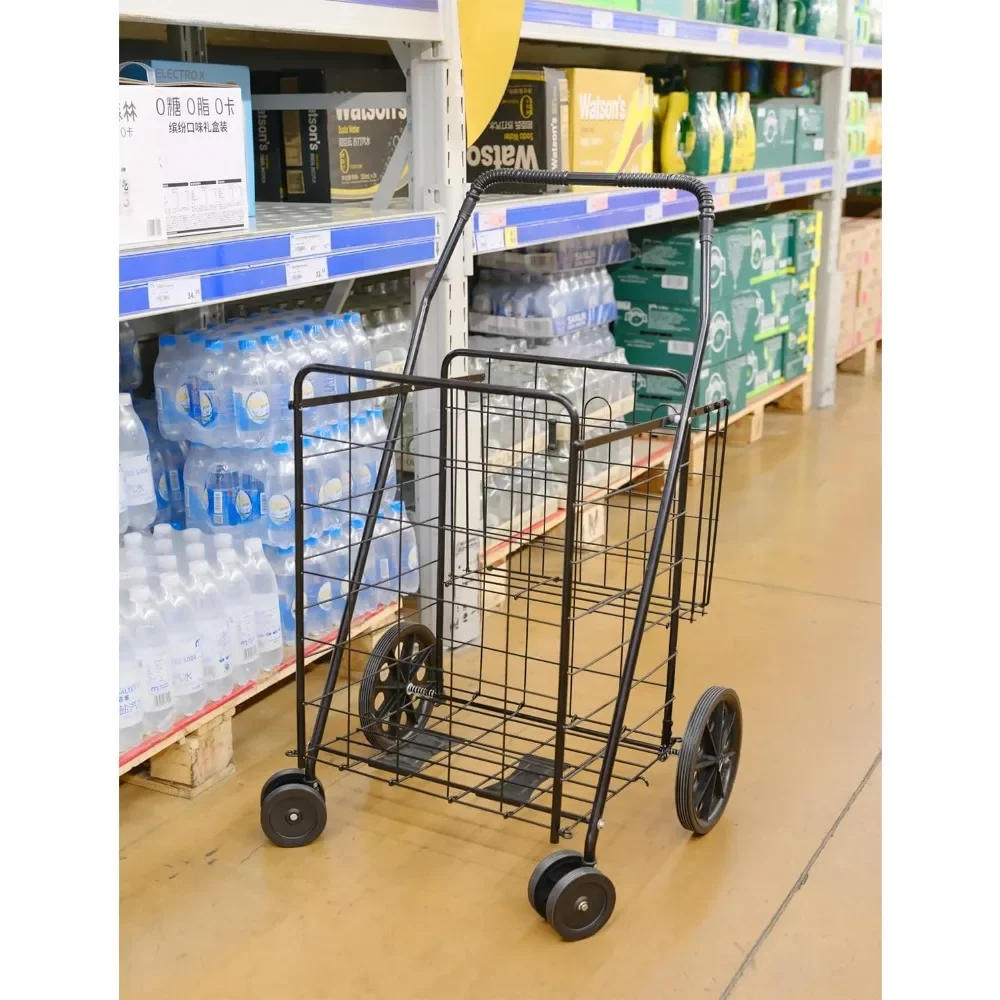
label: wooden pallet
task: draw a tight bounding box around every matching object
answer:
[120,602,402,797]
[837,338,879,375]
[728,373,812,446]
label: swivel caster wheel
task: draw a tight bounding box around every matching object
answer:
[260,776,327,848]
[260,767,325,805]
[675,686,742,835]
[527,851,617,941]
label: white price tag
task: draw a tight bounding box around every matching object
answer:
[791,35,806,53]
[586,193,609,213]
[285,257,329,287]
[290,230,332,258]
[479,209,507,230]
[715,192,730,210]
[764,170,781,187]
[717,26,739,45]
[660,188,678,204]
[475,229,506,254]
[591,9,614,30]
[806,177,822,194]
[657,19,676,37]
[148,276,202,310]
[644,204,662,223]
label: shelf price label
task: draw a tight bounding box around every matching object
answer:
[790,35,806,53]
[290,230,332,258]
[591,9,614,30]
[644,204,663,224]
[479,208,507,231]
[504,226,519,248]
[764,170,782,187]
[717,26,739,45]
[660,188,678,204]
[806,177,823,194]
[715,192,730,210]
[475,229,505,254]
[586,193,609,214]
[657,19,676,38]
[767,183,785,200]
[285,256,329,287]
[147,276,202,311]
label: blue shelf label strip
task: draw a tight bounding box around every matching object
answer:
[860,44,882,62]
[120,238,439,318]
[336,0,438,10]
[120,215,438,285]
[523,1,844,58]
[847,168,882,186]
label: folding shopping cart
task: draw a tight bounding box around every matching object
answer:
[259,170,742,942]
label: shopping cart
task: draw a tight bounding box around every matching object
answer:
[259,170,742,942]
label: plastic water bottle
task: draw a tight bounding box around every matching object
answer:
[205,448,240,536]
[197,339,236,447]
[259,333,293,443]
[119,322,143,391]
[186,558,235,702]
[126,584,177,733]
[234,449,266,542]
[368,310,392,370]
[322,524,350,630]
[215,548,260,684]
[153,335,188,441]
[182,445,207,529]
[119,622,144,753]
[386,306,410,365]
[347,517,376,620]
[266,545,297,647]
[241,538,284,672]
[365,408,396,504]
[213,532,235,560]
[301,536,334,638]
[323,315,353,385]
[179,332,206,441]
[157,568,207,716]
[264,441,296,548]
[347,413,379,515]
[119,464,128,536]
[389,500,420,594]
[345,312,375,394]
[120,393,156,531]
[316,430,347,534]
[232,338,272,448]
[369,511,396,609]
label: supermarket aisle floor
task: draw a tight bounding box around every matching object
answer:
[120,367,882,1000]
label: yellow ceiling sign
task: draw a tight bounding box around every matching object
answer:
[458,0,526,146]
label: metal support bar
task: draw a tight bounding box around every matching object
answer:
[166,24,207,63]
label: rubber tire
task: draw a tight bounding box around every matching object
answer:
[545,866,616,942]
[358,622,438,751]
[259,767,325,805]
[260,781,327,848]
[675,685,742,836]
[527,850,585,918]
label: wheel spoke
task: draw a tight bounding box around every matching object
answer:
[704,708,720,756]
[719,703,735,753]
[694,754,716,771]
[695,768,716,816]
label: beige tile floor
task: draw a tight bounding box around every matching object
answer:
[120,365,882,1000]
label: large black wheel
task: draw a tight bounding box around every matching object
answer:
[527,850,585,919]
[260,780,327,848]
[675,686,742,835]
[545,866,616,942]
[260,767,325,805]
[358,622,439,750]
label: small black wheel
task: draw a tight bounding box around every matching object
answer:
[527,850,585,918]
[260,767,325,805]
[545,866,616,942]
[675,685,742,836]
[358,622,439,750]
[260,780,327,848]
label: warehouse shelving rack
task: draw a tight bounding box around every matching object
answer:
[117,0,880,781]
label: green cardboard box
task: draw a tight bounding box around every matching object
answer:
[616,300,734,378]
[756,273,800,338]
[612,237,728,307]
[782,327,811,380]
[630,354,748,429]
[728,289,764,359]
[752,100,797,169]
[746,335,784,400]
[794,105,826,164]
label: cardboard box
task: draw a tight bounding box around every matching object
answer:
[151,60,256,216]
[466,68,569,193]
[250,71,284,202]
[794,105,826,165]
[631,353,749,429]
[613,235,728,306]
[746,335,784,400]
[279,68,409,202]
[615,301,733,373]
[757,273,800,337]
[119,84,166,246]
[639,0,690,12]
[728,290,763,359]
[118,81,249,242]
[566,68,654,179]
[752,100,797,169]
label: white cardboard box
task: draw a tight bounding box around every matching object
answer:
[119,85,166,246]
[119,82,249,247]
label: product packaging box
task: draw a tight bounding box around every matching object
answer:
[613,234,728,306]
[794,104,826,165]
[250,71,285,202]
[631,353,749,429]
[467,68,569,194]
[746,334,784,400]
[118,81,249,244]
[751,100,797,169]
[757,272,800,337]
[566,68,654,180]
[728,289,764,357]
[639,0,690,13]
[279,68,409,202]
[151,60,256,216]
[616,301,734,377]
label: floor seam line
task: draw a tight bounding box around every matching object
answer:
[718,750,883,1000]
[712,574,882,607]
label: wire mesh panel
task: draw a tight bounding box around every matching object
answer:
[290,358,727,842]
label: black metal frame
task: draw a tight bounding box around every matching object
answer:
[286,169,719,866]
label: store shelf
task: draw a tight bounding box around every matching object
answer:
[118,602,401,776]
[119,202,442,319]
[119,0,444,42]
[472,162,835,254]
[520,1,846,66]
[845,155,881,188]
[852,43,882,70]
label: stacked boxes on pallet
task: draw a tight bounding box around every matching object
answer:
[838,216,882,358]
[613,210,821,428]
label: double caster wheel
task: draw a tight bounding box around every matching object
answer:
[527,851,616,941]
[260,768,327,848]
